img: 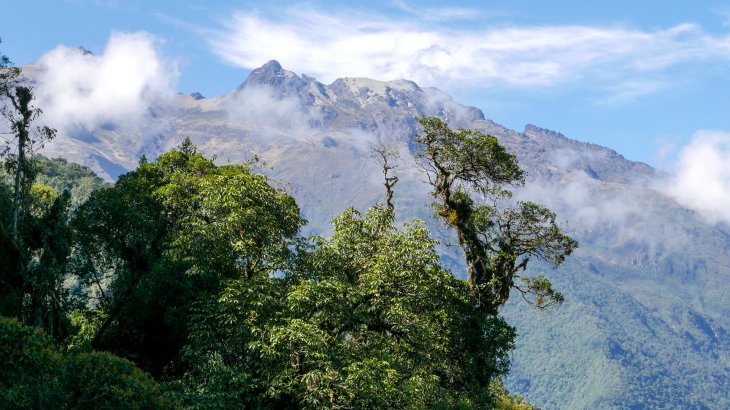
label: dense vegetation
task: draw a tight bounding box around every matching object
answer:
[0,47,567,408]
[34,155,110,207]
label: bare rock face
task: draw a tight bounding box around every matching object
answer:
[30,61,730,409]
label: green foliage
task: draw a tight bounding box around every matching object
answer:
[0,316,64,408]
[34,155,110,207]
[0,316,175,409]
[71,142,305,377]
[490,379,534,410]
[178,207,516,408]
[417,117,525,197]
[0,57,70,340]
[65,308,104,353]
[66,351,177,409]
[22,187,73,338]
[0,167,74,338]
[0,217,22,318]
[416,117,577,314]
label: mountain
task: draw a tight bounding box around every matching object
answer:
[32,61,730,408]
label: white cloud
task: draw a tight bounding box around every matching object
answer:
[224,85,316,136]
[663,130,730,224]
[390,1,489,21]
[207,8,730,97]
[33,31,178,135]
[596,79,669,106]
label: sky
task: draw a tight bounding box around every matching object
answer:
[3,0,730,172]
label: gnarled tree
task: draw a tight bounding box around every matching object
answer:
[415,117,577,314]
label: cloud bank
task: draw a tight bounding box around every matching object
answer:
[663,131,730,224]
[208,8,730,96]
[34,31,178,135]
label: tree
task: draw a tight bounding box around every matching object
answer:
[415,117,577,314]
[0,200,23,318]
[0,45,56,239]
[0,45,69,337]
[0,43,23,318]
[71,140,304,377]
[0,315,63,408]
[369,142,401,211]
[65,351,177,409]
[178,206,516,408]
[0,316,176,409]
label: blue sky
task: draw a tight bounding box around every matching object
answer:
[4,0,730,168]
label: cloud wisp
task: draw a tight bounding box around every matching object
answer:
[207,8,730,99]
[33,31,178,135]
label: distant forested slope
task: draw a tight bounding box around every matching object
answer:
[34,155,110,206]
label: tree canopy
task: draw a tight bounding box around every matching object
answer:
[70,139,305,377]
[177,206,516,408]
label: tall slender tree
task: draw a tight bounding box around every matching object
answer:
[1,39,56,239]
[2,86,56,239]
[0,43,67,335]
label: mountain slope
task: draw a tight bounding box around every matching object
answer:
[34,61,730,408]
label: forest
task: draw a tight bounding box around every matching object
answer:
[0,49,576,409]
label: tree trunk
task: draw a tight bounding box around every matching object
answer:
[11,118,26,240]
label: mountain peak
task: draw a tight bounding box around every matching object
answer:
[239,60,306,92]
[259,59,283,73]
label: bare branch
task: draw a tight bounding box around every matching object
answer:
[369,141,401,212]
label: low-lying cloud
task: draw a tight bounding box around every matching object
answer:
[208,7,730,98]
[663,130,730,224]
[509,144,697,257]
[33,31,178,135]
[225,85,316,135]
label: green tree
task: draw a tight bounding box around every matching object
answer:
[0,315,176,409]
[0,42,23,319]
[24,186,73,336]
[65,351,177,409]
[0,79,56,239]
[179,206,516,408]
[0,177,74,335]
[0,315,64,408]
[415,117,577,314]
[0,45,69,338]
[71,139,304,377]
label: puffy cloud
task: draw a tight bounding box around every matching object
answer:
[663,130,730,224]
[208,8,730,96]
[33,31,178,134]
